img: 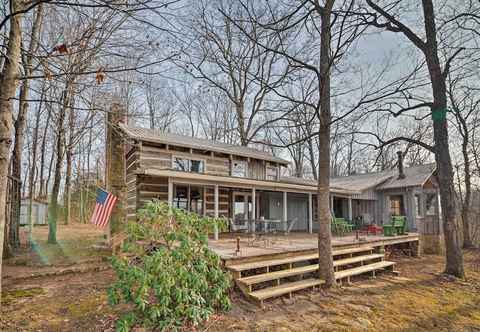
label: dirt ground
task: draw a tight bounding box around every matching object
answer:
[1,224,480,332]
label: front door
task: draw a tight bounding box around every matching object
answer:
[233,192,252,221]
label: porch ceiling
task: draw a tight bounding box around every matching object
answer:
[141,168,360,196]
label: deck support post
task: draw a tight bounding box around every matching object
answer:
[167,178,173,208]
[283,191,288,233]
[214,184,219,240]
[348,197,353,221]
[308,193,313,234]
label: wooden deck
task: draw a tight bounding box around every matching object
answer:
[208,232,419,266]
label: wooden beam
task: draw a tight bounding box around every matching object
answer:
[348,197,353,221]
[167,178,173,207]
[214,184,219,240]
[283,191,288,232]
[308,193,313,234]
[252,187,256,221]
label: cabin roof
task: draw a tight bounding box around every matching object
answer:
[279,176,361,195]
[376,163,436,190]
[119,124,290,165]
[330,163,436,192]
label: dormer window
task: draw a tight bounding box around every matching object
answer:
[232,160,247,177]
[173,157,204,173]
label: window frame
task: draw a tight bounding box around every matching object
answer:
[231,160,248,178]
[172,155,205,174]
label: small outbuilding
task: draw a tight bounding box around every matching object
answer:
[20,198,48,226]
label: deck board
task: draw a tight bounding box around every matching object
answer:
[228,246,374,272]
[334,261,395,279]
[249,278,323,301]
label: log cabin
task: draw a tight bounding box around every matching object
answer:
[119,124,442,252]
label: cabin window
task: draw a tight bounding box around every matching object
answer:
[173,186,188,210]
[390,195,404,216]
[173,158,189,172]
[173,157,204,173]
[190,159,204,173]
[425,194,436,215]
[173,185,203,215]
[266,166,277,180]
[415,194,422,217]
[232,161,247,177]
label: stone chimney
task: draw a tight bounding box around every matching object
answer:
[397,151,406,180]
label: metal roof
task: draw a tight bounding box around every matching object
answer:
[119,124,290,165]
[282,163,436,193]
[279,177,361,195]
[331,163,436,192]
[376,163,436,190]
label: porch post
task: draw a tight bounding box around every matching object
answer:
[308,193,313,234]
[330,195,334,216]
[251,187,256,219]
[214,184,219,240]
[252,187,256,233]
[348,197,353,221]
[283,191,288,232]
[167,178,173,207]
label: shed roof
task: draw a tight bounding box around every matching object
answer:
[119,124,289,165]
[330,163,436,192]
[376,163,436,190]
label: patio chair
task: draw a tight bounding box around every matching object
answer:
[392,216,407,235]
[230,218,249,232]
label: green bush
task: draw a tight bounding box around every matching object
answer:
[108,201,231,331]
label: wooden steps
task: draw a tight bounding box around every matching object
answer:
[239,264,319,288]
[334,253,384,268]
[249,278,323,306]
[228,246,374,275]
[228,246,398,307]
[335,260,396,281]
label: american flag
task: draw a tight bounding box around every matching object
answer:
[90,188,117,228]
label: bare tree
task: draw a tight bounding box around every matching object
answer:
[361,0,480,277]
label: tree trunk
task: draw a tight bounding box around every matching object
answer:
[28,87,45,243]
[10,3,44,250]
[317,0,336,288]
[38,106,51,198]
[0,0,23,306]
[422,0,464,277]
[48,87,71,244]
[64,103,75,225]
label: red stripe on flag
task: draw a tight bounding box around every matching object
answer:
[90,203,101,225]
[90,191,118,228]
[100,194,117,228]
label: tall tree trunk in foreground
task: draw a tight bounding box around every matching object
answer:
[0,0,24,306]
[422,0,464,277]
[367,0,464,277]
[12,4,44,245]
[316,0,336,287]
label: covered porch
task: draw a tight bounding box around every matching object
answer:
[160,172,359,239]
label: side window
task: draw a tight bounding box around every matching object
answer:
[415,194,422,217]
[232,161,247,177]
[190,160,204,173]
[266,166,277,180]
[173,157,204,173]
[425,194,436,215]
[173,157,189,171]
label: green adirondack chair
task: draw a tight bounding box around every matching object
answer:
[392,216,407,235]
